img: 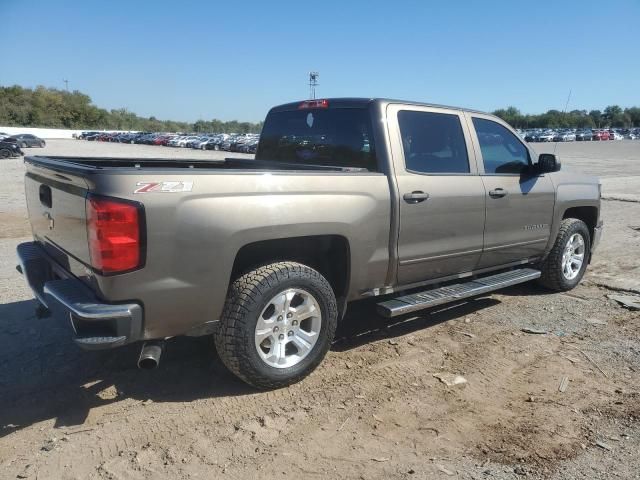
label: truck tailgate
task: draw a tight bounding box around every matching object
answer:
[25,164,91,269]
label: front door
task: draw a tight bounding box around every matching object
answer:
[467,113,555,268]
[387,105,486,285]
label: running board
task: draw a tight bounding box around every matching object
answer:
[377,268,541,318]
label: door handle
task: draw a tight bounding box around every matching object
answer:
[489,188,508,198]
[403,191,430,204]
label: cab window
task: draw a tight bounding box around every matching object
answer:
[398,110,469,174]
[472,118,530,174]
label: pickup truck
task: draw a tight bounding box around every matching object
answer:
[17,98,603,389]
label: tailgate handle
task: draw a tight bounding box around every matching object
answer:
[39,184,52,208]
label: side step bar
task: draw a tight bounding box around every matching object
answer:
[377,268,541,318]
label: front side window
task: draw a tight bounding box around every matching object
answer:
[472,117,530,174]
[398,110,469,174]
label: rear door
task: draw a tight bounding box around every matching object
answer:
[387,105,486,285]
[466,113,555,268]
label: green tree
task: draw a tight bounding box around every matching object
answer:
[588,110,602,128]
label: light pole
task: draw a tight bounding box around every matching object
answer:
[309,72,319,99]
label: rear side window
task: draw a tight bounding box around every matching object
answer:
[398,111,469,174]
[472,118,530,174]
[256,107,377,171]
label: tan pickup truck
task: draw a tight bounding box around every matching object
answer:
[17,98,602,388]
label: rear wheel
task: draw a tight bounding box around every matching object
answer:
[537,218,590,291]
[0,148,11,159]
[20,142,27,148]
[214,262,337,389]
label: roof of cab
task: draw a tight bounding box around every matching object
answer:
[269,98,488,115]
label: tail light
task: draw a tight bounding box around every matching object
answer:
[86,195,144,274]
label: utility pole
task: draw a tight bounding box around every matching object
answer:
[63,79,69,92]
[309,72,319,99]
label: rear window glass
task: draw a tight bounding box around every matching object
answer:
[255,107,377,171]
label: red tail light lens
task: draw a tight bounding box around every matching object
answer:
[298,99,329,109]
[86,195,143,274]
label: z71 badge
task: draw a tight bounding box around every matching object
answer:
[134,181,193,193]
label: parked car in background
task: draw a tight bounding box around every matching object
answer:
[202,135,228,150]
[9,134,46,148]
[158,135,178,146]
[78,131,100,140]
[186,136,208,148]
[238,138,260,153]
[537,131,555,142]
[592,130,610,141]
[576,130,593,141]
[0,140,24,158]
[610,131,623,140]
[553,131,576,142]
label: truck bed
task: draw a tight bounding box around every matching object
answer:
[24,155,366,172]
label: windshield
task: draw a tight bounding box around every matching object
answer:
[256,107,377,171]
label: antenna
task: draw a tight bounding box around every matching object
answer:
[309,72,319,99]
[554,89,572,154]
[63,79,69,92]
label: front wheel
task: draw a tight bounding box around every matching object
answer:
[214,262,337,389]
[537,218,590,291]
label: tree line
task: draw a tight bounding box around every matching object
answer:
[1,84,638,132]
[492,105,640,129]
[0,85,263,133]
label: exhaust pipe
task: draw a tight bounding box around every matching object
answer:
[138,341,164,370]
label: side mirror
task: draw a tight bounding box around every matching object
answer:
[537,153,561,173]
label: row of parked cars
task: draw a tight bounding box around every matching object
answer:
[0,132,47,158]
[519,128,639,143]
[77,131,261,153]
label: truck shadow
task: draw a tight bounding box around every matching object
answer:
[0,294,502,438]
[332,296,500,352]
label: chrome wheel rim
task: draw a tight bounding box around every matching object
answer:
[561,233,585,280]
[254,288,322,369]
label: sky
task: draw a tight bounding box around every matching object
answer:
[1,0,638,123]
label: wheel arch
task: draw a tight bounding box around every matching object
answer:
[230,235,351,318]
[562,206,598,248]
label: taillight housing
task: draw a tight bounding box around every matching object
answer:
[86,194,144,274]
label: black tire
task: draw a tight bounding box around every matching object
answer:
[0,148,11,159]
[537,218,590,291]
[214,144,220,151]
[214,262,338,389]
[20,142,27,148]
[40,141,45,147]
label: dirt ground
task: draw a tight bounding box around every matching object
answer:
[0,140,639,480]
